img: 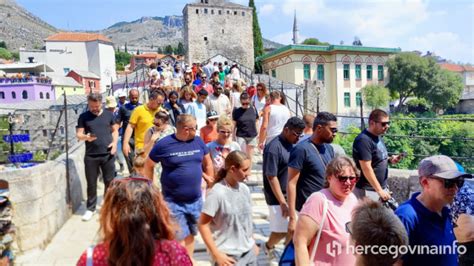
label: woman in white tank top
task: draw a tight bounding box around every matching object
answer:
[258,91,291,149]
[252,83,268,132]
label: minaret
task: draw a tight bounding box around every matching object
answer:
[292,10,299,44]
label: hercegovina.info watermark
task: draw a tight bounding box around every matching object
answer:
[326,240,467,258]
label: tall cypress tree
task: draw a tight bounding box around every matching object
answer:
[249,0,264,73]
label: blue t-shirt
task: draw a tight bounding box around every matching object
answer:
[149,134,209,203]
[288,139,334,211]
[395,192,458,266]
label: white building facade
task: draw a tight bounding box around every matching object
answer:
[19,32,116,92]
[258,45,400,115]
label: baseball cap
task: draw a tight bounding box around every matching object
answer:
[207,110,219,120]
[197,89,208,96]
[418,155,472,179]
[105,96,117,109]
[118,91,127,98]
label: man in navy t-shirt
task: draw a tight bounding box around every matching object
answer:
[395,155,472,266]
[145,114,214,258]
[287,112,337,235]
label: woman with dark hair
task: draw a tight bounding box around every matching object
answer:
[164,91,186,127]
[198,151,259,266]
[76,177,192,266]
[294,156,359,265]
[143,110,175,185]
[232,92,259,168]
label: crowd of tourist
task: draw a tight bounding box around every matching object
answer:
[75,60,473,266]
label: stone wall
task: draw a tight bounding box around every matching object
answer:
[387,168,421,203]
[2,142,86,253]
[184,1,254,68]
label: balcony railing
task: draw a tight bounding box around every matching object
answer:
[0,76,52,85]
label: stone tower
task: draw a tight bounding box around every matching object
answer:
[183,0,254,69]
[292,10,299,44]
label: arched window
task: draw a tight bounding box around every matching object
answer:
[40,92,44,99]
[11,91,16,99]
[22,90,28,99]
[0,92,4,99]
[46,92,50,99]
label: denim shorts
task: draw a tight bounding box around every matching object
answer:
[165,197,203,240]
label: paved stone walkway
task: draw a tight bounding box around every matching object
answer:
[16,152,284,265]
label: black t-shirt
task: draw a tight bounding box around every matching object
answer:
[288,139,335,211]
[232,107,258,138]
[262,135,293,205]
[352,129,389,190]
[116,102,141,136]
[77,110,116,156]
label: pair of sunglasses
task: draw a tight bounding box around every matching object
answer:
[377,121,391,127]
[336,175,358,183]
[431,177,465,189]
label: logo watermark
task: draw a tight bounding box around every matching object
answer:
[325,240,466,258]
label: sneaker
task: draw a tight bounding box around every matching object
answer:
[82,210,95,221]
[262,242,277,261]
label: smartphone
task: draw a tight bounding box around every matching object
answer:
[89,133,97,138]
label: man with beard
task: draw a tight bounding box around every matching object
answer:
[115,89,141,173]
[287,112,338,235]
[204,81,231,117]
[352,109,402,201]
[76,93,119,221]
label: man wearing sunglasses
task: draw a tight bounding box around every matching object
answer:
[353,109,402,201]
[395,155,471,266]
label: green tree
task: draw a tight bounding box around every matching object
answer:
[115,51,132,71]
[0,48,12,60]
[177,42,185,55]
[302,38,330,45]
[249,0,264,72]
[11,51,19,61]
[157,47,163,54]
[164,45,173,55]
[387,52,464,112]
[361,84,391,109]
[124,42,128,53]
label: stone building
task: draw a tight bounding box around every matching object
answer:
[183,0,254,69]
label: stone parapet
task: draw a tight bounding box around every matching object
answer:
[2,142,86,253]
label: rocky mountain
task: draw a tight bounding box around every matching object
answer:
[0,0,57,50]
[0,0,283,54]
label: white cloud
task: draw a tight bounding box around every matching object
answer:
[270,31,307,45]
[279,0,431,45]
[407,32,474,63]
[260,4,275,16]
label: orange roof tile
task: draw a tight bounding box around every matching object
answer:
[45,32,112,43]
[439,63,464,72]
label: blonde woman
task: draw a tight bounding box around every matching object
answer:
[207,116,241,174]
[179,86,197,111]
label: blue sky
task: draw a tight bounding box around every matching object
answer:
[17,0,474,63]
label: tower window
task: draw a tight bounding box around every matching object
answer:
[242,11,245,16]
[218,10,222,15]
[204,8,208,14]
[204,36,208,41]
[234,11,237,15]
[227,10,230,14]
[222,29,224,34]
[211,9,214,14]
[196,9,199,14]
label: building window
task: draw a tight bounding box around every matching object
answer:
[221,29,224,34]
[196,9,199,14]
[378,65,384,81]
[344,92,350,107]
[317,64,324,80]
[46,92,50,99]
[204,8,208,14]
[242,11,245,16]
[11,91,16,99]
[343,64,350,80]
[63,68,70,74]
[42,129,48,137]
[271,69,276,78]
[218,10,222,15]
[22,90,28,99]
[205,0,208,3]
[367,65,373,80]
[40,92,44,99]
[89,80,96,89]
[355,64,361,80]
[211,9,214,14]
[204,36,208,41]
[227,10,230,14]
[234,11,237,15]
[0,92,4,99]
[303,64,311,80]
[60,126,64,135]
[356,92,362,107]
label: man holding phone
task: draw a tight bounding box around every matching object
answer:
[76,93,119,221]
[352,109,402,201]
